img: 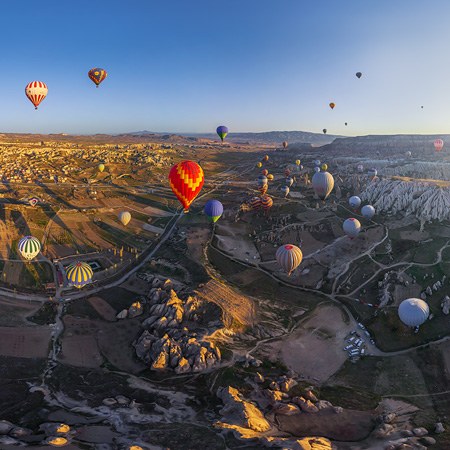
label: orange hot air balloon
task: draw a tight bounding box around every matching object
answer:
[169,161,204,213]
[261,169,269,176]
[263,155,269,162]
[329,102,335,110]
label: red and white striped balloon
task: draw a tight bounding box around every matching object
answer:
[25,81,48,109]
[434,139,444,152]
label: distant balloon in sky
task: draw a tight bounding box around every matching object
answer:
[398,298,429,327]
[88,68,107,87]
[18,236,41,261]
[204,199,223,223]
[343,218,361,239]
[118,211,131,226]
[267,174,274,181]
[262,169,269,176]
[98,163,105,172]
[349,196,361,209]
[361,204,375,219]
[169,160,204,213]
[312,171,334,200]
[276,244,303,276]
[329,102,335,110]
[356,72,362,79]
[345,122,348,126]
[421,105,424,109]
[216,125,228,142]
[263,155,269,162]
[25,81,48,109]
[257,175,268,187]
[323,128,327,134]
[282,141,288,149]
[295,160,301,166]
[321,163,328,171]
[313,160,321,167]
[256,162,262,168]
[434,139,444,152]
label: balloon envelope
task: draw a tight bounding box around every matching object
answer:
[169,160,204,213]
[25,81,48,109]
[343,218,361,238]
[261,169,269,176]
[88,68,107,87]
[434,139,444,152]
[323,129,327,134]
[18,236,41,260]
[66,261,93,289]
[98,163,105,172]
[281,186,290,197]
[204,199,223,223]
[398,298,429,327]
[276,244,303,276]
[356,72,362,79]
[321,163,328,171]
[267,174,274,181]
[349,196,361,209]
[216,125,229,142]
[295,160,301,166]
[312,171,334,200]
[282,141,288,148]
[257,175,268,187]
[329,102,335,109]
[260,195,273,210]
[361,205,375,219]
[118,211,131,226]
[250,197,262,210]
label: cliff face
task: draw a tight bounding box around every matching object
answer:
[360,179,450,222]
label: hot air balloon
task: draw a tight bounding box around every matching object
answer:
[284,169,291,177]
[434,139,444,152]
[204,199,223,223]
[267,174,274,181]
[361,205,375,219]
[329,102,335,109]
[25,81,48,109]
[343,218,361,238]
[262,169,269,176]
[250,197,262,210]
[257,175,268,187]
[314,160,321,167]
[29,197,39,207]
[66,261,93,289]
[295,160,301,166]
[286,177,293,187]
[216,125,228,142]
[169,160,204,213]
[345,122,348,126]
[312,171,334,200]
[356,72,362,79]
[357,164,364,173]
[256,162,262,168]
[98,163,105,172]
[276,244,303,276]
[281,186,290,197]
[48,437,68,447]
[88,68,107,87]
[314,167,320,173]
[260,194,273,212]
[321,163,328,171]
[323,128,327,134]
[405,151,412,158]
[258,184,268,195]
[18,236,41,261]
[368,168,378,178]
[282,141,288,149]
[118,211,131,226]
[398,298,429,327]
[349,196,361,209]
[263,155,269,162]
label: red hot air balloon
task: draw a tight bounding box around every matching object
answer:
[434,139,444,152]
[25,81,48,109]
[88,68,107,87]
[329,102,335,109]
[261,169,269,176]
[169,161,204,213]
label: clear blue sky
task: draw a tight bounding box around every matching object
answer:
[2,0,450,135]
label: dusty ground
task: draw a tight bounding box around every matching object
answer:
[0,326,51,358]
[87,296,117,321]
[263,304,352,383]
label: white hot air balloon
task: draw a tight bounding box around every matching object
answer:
[285,177,293,187]
[313,160,321,167]
[357,164,364,173]
[343,218,361,238]
[312,171,334,200]
[398,298,429,327]
[361,205,375,219]
[18,236,41,260]
[349,196,361,209]
[314,167,320,173]
[118,211,131,226]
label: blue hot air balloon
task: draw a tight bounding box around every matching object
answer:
[216,125,229,142]
[204,199,224,223]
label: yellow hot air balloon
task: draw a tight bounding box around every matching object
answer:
[321,163,328,171]
[295,160,301,166]
[56,424,70,433]
[98,163,105,172]
[118,211,131,226]
[48,437,68,447]
[267,174,274,181]
[256,162,262,168]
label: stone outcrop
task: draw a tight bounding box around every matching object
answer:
[134,283,223,373]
